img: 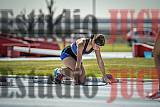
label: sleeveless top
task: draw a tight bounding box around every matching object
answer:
[70,39,94,55]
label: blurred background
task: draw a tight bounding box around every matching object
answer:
[0,0,160,58]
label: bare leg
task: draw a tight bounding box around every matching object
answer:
[147,31,160,99]
[60,67,74,79]
[154,32,160,92]
[61,57,79,83]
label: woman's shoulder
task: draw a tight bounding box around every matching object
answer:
[76,38,88,46]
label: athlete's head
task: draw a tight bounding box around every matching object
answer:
[91,34,105,46]
[94,34,105,46]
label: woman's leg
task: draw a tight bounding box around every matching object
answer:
[62,56,86,84]
[62,56,76,76]
[61,56,79,82]
[62,57,76,70]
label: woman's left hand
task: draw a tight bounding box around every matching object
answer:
[103,75,111,84]
[103,74,117,84]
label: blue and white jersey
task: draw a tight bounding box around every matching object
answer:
[70,39,94,56]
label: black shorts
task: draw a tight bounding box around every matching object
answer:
[60,46,77,61]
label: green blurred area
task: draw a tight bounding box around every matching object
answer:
[58,42,132,52]
[101,43,131,52]
[0,58,155,79]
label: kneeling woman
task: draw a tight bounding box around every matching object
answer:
[54,34,111,84]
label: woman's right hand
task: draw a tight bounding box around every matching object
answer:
[74,67,81,85]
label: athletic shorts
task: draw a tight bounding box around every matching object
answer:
[60,46,77,61]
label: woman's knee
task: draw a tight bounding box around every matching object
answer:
[61,67,74,77]
[62,57,76,70]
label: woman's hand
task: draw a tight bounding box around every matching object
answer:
[103,74,117,84]
[73,67,81,85]
[103,75,111,84]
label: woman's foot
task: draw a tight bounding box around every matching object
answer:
[54,68,64,84]
[147,91,160,99]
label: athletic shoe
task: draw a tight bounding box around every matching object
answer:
[53,68,64,84]
[147,91,160,99]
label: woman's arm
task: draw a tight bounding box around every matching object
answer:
[95,49,116,83]
[95,49,106,76]
[75,40,85,70]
